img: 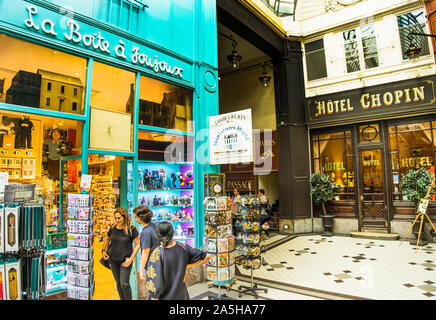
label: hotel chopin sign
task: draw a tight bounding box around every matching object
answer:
[306,75,436,126]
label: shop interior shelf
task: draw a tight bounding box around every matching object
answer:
[138,188,194,192]
[147,205,194,209]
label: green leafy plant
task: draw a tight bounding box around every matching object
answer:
[399,167,434,208]
[310,172,341,215]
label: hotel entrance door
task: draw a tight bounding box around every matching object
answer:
[359,148,388,228]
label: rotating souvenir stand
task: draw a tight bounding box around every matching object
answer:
[237,197,267,299]
[66,193,94,300]
[204,196,235,300]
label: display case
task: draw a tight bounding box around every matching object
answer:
[121,160,195,246]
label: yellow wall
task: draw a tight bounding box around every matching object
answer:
[219,66,276,130]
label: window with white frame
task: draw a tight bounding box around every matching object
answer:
[397,9,430,60]
[305,39,328,81]
[343,25,379,73]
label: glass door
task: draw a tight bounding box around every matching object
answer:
[359,148,388,227]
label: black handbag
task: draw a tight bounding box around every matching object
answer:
[100,257,111,270]
[100,230,112,270]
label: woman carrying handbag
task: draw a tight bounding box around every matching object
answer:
[101,208,140,300]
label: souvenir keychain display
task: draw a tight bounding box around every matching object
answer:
[237,196,268,299]
[66,193,94,300]
[0,188,47,300]
[204,195,235,300]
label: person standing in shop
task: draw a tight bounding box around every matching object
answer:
[133,206,159,284]
[259,189,272,233]
[101,208,140,300]
[230,188,242,234]
[44,128,62,180]
[144,222,209,300]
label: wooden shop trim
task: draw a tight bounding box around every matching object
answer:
[238,0,288,39]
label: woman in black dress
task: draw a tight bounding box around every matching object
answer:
[101,208,140,300]
[145,222,209,300]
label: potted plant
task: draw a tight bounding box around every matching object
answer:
[399,167,434,245]
[310,172,341,236]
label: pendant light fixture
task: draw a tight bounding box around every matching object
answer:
[227,39,242,68]
[218,31,242,68]
[259,63,272,87]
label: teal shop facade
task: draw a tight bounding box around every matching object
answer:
[0,0,219,297]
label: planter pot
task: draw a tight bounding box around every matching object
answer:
[409,217,428,247]
[321,215,335,237]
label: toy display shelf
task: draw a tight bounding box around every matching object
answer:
[138,188,194,192]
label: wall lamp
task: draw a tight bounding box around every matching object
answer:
[259,63,272,87]
[406,32,436,59]
[218,31,242,68]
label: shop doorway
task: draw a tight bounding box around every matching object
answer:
[359,148,388,229]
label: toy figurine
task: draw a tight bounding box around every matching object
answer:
[171,171,178,189]
[152,170,159,189]
[159,168,167,189]
[179,170,194,188]
[138,169,145,190]
[143,169,153,190]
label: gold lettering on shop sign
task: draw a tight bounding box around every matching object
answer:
[313,85,427,118]
[323,162,345,171]
[363,159,380,166]
[314,99,353,117]
[401,156,432,168]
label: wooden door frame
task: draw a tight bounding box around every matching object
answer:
[355,121,391,231]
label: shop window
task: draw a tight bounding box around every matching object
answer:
[0,33,87,114]
[388,121,434,200]
[138,130,193,163]
[343,25,379,73]
[359,123,380,143]
[138,75,193,132]
[311,130,355,200]
[0,110,83,228]
[305,39,328,81]
[397,9,430,60]
[91,62,135,117]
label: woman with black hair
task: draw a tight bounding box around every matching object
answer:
[145,222,209,300]
[133,205,159,282]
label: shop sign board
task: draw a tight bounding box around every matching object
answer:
[4,184,35,202]
[306,75,436,126]
[0,2,191,82]
[225,173,258,193]
[209,109,253,165]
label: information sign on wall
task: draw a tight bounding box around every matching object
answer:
[209,109,253,165]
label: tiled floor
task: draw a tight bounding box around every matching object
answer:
[233,234,436,300]
[92,241,119,300]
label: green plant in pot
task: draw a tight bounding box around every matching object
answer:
[399,167,434,245]
[399,167,434,209]
[310,172,341,236]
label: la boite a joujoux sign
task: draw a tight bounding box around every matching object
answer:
[209,109,253,165]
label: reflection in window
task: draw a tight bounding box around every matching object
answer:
[138,130,193,162]
[343,25,379,73]
[311,131,355,200]
[91,62,135,115]
[397,9,430,60]
[388,121,435,200]
[138,75,193,132]
[0,33,87,114]
[305,39,328,81]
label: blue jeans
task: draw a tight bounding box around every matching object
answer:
[110,260,133,300]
